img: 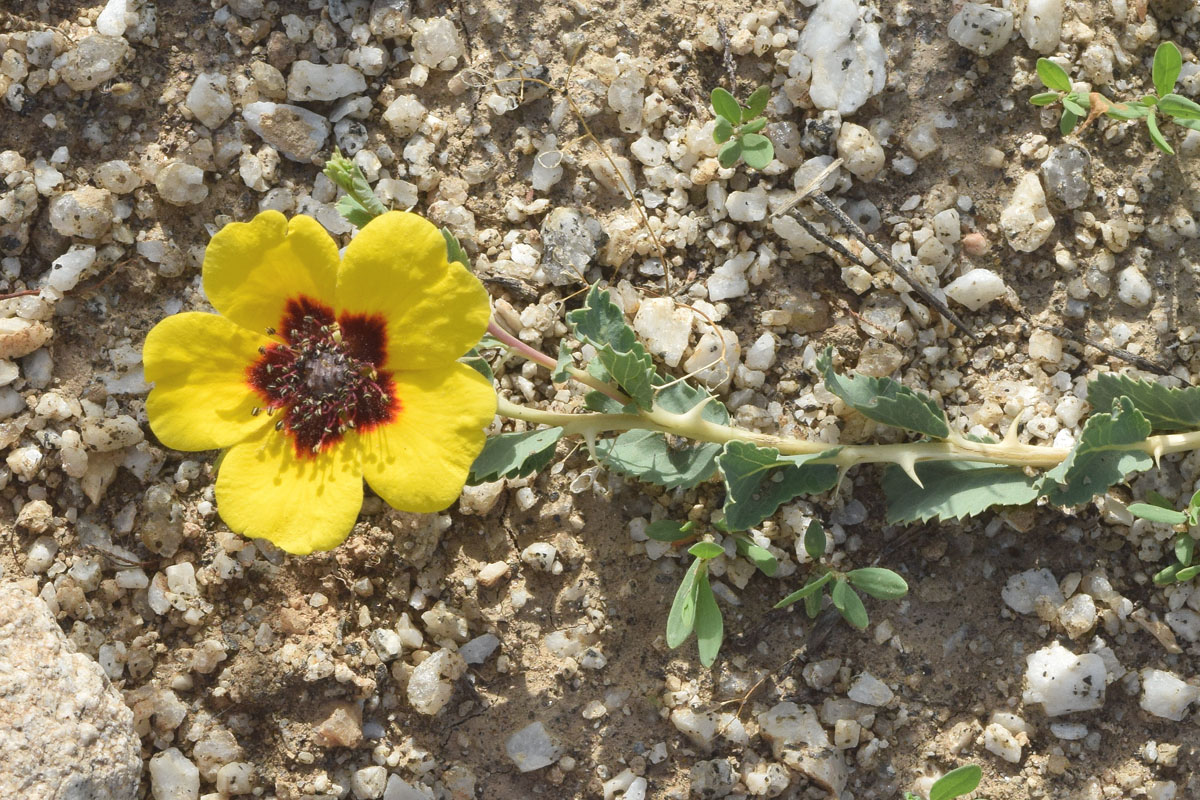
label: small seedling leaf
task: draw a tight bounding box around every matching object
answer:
[646,520,695,542]
[832,579,869,630]
[718,138,744,168]
[883,460,1041,523]
[1176,533,1195,567]
[1104,100,1151,120]
[1176,564,1200,582]
[689,541,725,560]
[1158,93,1200,121]
[804,519,827,560]
[1041,397,1153,507]
[740,118,768,134]
[324,150,387,227]
[1146,113,1175,154]
[1177,118,1200,131]
[694,572,724,666]
[461,347,494,382]
[740,133,774,169]
[551,339,573,384]
[469,427,564,483]
[1087,373,1200,433]
[774,572,832,609]
[442,227,470,270]
[666,560,702,647]
[1188,490,1200,526]
[1060,108,1080,135]
[1152,41,1182,98]
[1030,91,1062,106]
[566,285,657,409]
[1153,564,1179,585]
[847,567,909,600]
[718,441,840,530]
[1146,490,1175,509]
[1061,93,1088,116]
[711,87,742,125]
[929,764,983,800]
[804,587,822,618]
[743,85,770,119]
[1128,503,1188,525]
[734,537,779,576]
[1037,58,1072,92]
[818,347,950,439]
[713,116,734,143]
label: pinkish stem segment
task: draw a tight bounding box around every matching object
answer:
[486,319,630,405]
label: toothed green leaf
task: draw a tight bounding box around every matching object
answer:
[718,441,840,530]
[1086,373,1200,433]
[882,461,1041,524]
[324,150,387,227]
[566,285,657,410]
[442,226,470,270]
[818,347,950,439]
[1041,397,1153,507]
[469,427,563,483]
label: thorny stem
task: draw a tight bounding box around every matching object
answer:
[486,320,631,405]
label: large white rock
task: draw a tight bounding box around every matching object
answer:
[948,3,1014,56]
[795,0,886,114]
[242,102,330,163]
[1020,0,1065,54]
[1022,642,1106,716]
[505,722,561,772]
[186,72,233,129]
[1139,669,1200,721]
[1001,173,1055,252]
[633,297,692,368]
[286,61,367,102]
[758,702,847,796]
[1002,568,1063,615]
[944,268,1009,311]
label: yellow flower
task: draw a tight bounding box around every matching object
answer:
[143,211,496,554]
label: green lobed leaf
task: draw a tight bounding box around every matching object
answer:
[717,138,743,168]
[1041,397,1153,507]
[324,150,387,227]
[831,579,869,630]
[847,567,909,600]
[718,441,840,530]
[442,227,470,270]
[1128,503,1187,525]
[689,541,725,560]
[596,379,729,489]
[1152,41,1182,97]
[1036,58,1072,92]
[713,116,734,143]
[1087,373,1200,433]
[468,427,563,483]
[694,571,724,667]
[804,519,827,560]
[1158,93,1200,121]
[818,347,950,439]
[710,87,741,124]
[1060,108,1080,135]
[743,85,770,119]
[774,571,832,609]
[1146,113,1175,154]
[461,347,494,382]
[566,285,657,409]
[1030,91,1062,106]
[647,520,694,542]
[734,536,778,576]
[882,460,1041,524]
[666,559,702,647]
[740,133,774,169]
[929,764,983,800]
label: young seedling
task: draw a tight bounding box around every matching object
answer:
[1128,490,1200,585]
[773,520,909,629]
[903,764,983,800]
[1031,42,1200,154]
[711,86,775,169]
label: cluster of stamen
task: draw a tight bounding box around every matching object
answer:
[248,297,396,456]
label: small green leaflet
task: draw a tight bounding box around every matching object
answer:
[740,133,774,169]
[882,461,1040,524]
[551,340,573,384]
[717,138,743,168]
[1127,502,1187,525]
[323,150,386,228]
[1176,533,1195,567]
[1041,397,1153,507]
[468,427,563,483]
[442,227,470,270]
[1158,93,1200,121]
[1030,91,1061,106]
[646,520,694,542]
[1146,113,1174,155]
[774,571,832,609]
[1060,108,1080,135]
[1087,373,1200,433]
[1152,41,1182,97]
[804,519,827,559]
[1103,100,1150,120]
[461,347,494,382]
[566,285,657,410]
[666,559,702,648]
[713,116,733,143]
[847,567,909,599]
[818,347,950,439]
[1036,58,1072,92]
[742,85,770,119]
[831,578,868,630]
[595,380,729,489]
[688,541,724,559]
[710,87,741,124]
[718,441,840,530]
[734,536,778,576]
[694,571,724,667]
[1061,92,1088,116]
[929,764,983,800]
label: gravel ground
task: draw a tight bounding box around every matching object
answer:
[1,1,1199,799]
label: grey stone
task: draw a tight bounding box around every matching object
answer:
[57,34,130,91]
[948,3,1014,56]
[1041,144,1090,209]
[0,583,141,800]
[540,208,599,286]
[242,102,330,163]
[505,722,560,772]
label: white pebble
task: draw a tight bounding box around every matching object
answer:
[1116,266,1152,308]
[944,268,1009,311]
[1022,642,1106,716]
[1139,669,1200,721]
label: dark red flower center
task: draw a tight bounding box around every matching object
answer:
[247,297,398,457]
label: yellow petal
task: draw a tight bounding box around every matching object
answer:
[203,211,340,334]
[336,211,490,371]
[144,312,270,451]
[215,431,364,555]
[360,363,496,512]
